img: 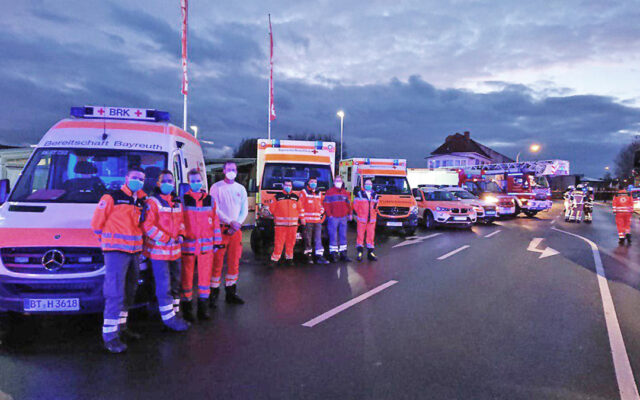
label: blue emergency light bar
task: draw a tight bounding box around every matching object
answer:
[70,106,170,122]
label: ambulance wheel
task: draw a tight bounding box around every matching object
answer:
[250,229,264,256]
[524,210,538,218]
[423,211,435,230]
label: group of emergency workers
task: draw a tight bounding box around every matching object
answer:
[91,162,248,354]
[268,175,379,267]
[563,184,594,224]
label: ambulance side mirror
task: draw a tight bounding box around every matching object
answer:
[0,179,10,205]
[412,188,423,201]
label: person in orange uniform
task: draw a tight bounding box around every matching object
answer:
[299,177,329,264]
[269,179,305,267]
[181,169,223,321]
[613,186,634,245]
[142,170,189,331]
[353,178,379,261]
[92,166,146,354]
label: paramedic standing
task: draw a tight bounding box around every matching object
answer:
[323,175,352,263]
[269,179,305,267]
[353,179,379,261]
[210,161,248,306]
[612,186,634,245]
[142,170,189,332]
[181,169,223,321]
[91,166,146,354]
[300,177,329,264]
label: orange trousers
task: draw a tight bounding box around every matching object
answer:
[356,221,376,249]
[271,226,298,261]
[615,213,632,239]
[212,229,242,288]
[181,252,213,300]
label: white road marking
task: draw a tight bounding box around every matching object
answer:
[302,280,398,328]
[392,233,442,248]
[437,245,470,260]
[484,230,502,238]
[552,227,640,400]
[550,219,556,225]
[526,238,560,259]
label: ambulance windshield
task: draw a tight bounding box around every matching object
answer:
[370,176,411,195]
[262,163,333,191]
[10,148,166,203]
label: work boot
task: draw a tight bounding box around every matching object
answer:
[120,327,143,343]
[340,251,352,262]
[181,300,196,323]
[315,255,330,264]
[267,259,278,269]
[164,316,189,332]
[209,287,220,309]
[304,253,314,264]
[356,247,364,262]
[104,337,127,354]
[225,284,245,305]
[368,249,378,261]
[619,237,626,245]
[565,217,570,222]
[329,252,339,263]
[626,233,632,244]
[197,299,211,320]
[286,258,295,266]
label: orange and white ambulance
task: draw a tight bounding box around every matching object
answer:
[0,106,205,314]
[339,158,418,235]
[250,139,335,254]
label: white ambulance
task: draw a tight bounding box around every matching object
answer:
[0,106,205,314]
[250,139,335,254]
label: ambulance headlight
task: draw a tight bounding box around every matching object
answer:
[260,205,273,219]
[485,196,498,204]
[410,206,418,215]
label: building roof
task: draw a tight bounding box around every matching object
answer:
[429,131,514,163]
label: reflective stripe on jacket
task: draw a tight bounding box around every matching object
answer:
[182,190,222,254]
[299,188,324,223]
[91,186,146,253]
[353,190,378,224]
[613,191,634,214]
[142,192,186,260]
[272,191,304,226]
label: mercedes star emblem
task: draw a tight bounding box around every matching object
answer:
[41,249,65,271]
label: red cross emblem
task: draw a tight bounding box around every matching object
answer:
[312,149,318,154]
[97,108,105,115]
[134,110,142,117]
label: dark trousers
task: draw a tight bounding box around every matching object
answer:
[303,222,324,256]
[102,251,140,342]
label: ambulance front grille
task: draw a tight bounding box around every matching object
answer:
[378,206,409,216]
[1,247,104,275]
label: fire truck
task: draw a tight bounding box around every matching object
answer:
[460,160,569,217]
[250,139,335,255]
[339,158,418,236]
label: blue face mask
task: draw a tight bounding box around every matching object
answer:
[190,182,203,192]
[309,182,317,189]
[364,184,373,191]
[284,186,292,193]
[127,179,143,193]
[160,183,175,195]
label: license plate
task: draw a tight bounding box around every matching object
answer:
[387,221,403,227]
[453,216,467,221]
[485,211,496,215]
[24,298,80,312]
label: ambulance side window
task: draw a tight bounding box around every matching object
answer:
[347,167,352,182]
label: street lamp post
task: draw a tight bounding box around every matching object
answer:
[337,110,345,161]
[516,144,541,162]
[190,125,198,139]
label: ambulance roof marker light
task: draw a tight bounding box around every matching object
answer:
[69,106,170,122]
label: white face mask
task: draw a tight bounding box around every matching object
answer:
[334,181,343,189]
[225,171,237,181]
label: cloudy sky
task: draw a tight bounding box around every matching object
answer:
[1,0,639,176]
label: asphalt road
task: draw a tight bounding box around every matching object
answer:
[2,202,640,399]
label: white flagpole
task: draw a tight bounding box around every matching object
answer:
[268,14,272,140]
[183,94,187,131]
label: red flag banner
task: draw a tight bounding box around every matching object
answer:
[181,0,188,95]
[269,15,276,121]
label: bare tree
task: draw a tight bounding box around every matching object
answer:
[286,133,347,162]
[614,139,640,179]
[233,137,260,158]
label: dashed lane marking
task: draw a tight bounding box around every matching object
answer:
[302,280,399,328]
[484,230,502,238]
[552,227,640,400]
[392,233,442,248]
[437,245,470,260]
